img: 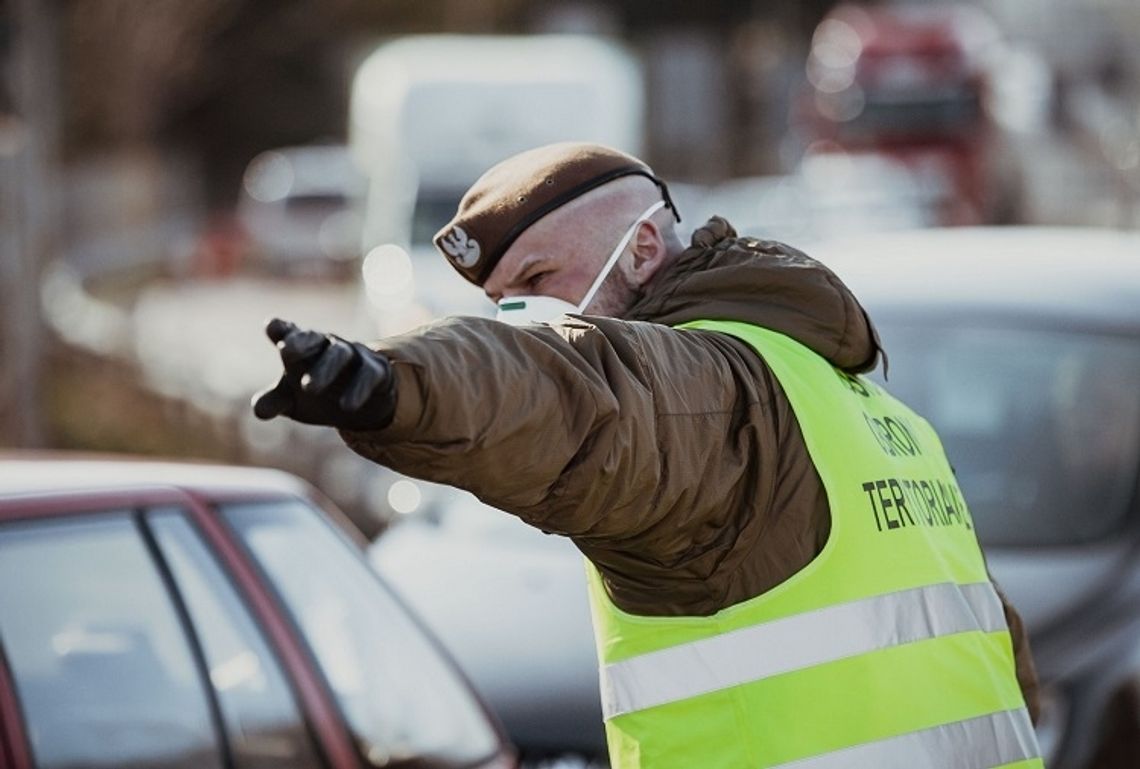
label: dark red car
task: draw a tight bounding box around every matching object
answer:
[796,3,1008,225]
[0,455,515,769]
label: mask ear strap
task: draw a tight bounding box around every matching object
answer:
[577,200,667,313]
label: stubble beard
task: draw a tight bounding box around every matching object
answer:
[582,264,643,319]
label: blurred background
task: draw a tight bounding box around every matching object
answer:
[2,0,1139,536]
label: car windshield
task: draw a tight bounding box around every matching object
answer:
[840,85,981,141]
[870,321,1140,547]
[221,499,500,767]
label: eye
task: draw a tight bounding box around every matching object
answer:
[526,271,550,291]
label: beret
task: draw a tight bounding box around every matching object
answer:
[433,142,678,286]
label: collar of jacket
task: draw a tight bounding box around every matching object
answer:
[622,216,885,375]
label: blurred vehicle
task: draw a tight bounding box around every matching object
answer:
[686,153,946,245]
[347,34,645,333]
[371,492,605,766]
[813,227,1140,769]
[370,227,1140,769]
[0,455,514,769]
[237,144,366,279]
[795,3,1018,225]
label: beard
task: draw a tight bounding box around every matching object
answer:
[583,263,643,318]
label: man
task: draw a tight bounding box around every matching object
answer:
[254,142,1043,768]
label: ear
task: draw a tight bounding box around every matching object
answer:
[628,220,668,286]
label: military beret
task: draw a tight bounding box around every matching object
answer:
[433,142,679,286]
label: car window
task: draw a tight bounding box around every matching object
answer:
[221,499,501,768]
[0,513,223,769]
[842,84,981,141]
[148,510,321,769]
[872,323,1140,547]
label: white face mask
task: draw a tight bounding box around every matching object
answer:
[496,200,667,326]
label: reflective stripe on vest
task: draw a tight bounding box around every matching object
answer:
[586,321,1042,769]
[600,580,1005,719]
[770,708,1039,769]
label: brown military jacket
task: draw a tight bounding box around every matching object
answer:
[341,216,1039,718]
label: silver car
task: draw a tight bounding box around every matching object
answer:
[816,227,1140,769]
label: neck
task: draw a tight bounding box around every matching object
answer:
[616,246,682,319]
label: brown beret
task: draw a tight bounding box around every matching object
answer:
[433,142,678,286]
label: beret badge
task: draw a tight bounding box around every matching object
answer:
[438,226,482,268]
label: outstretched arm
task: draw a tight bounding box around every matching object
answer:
[332,315,765,542]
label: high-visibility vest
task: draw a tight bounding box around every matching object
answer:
[585,320,1043,769]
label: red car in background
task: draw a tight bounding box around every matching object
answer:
[0,456,515,769]
[796,3,1013,225]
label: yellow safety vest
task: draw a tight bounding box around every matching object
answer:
[585,321,1043,769]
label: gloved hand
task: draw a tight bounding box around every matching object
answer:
[252,318,397,430]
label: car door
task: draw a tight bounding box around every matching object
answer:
[0,504,325,769]
[215,496,509,769]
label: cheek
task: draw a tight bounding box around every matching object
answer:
[547,268,593,302]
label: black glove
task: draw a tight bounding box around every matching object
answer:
[252,318,397,430]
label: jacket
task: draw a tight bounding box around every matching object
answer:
[341,216,1039,718]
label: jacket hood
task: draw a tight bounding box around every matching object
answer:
[624,217,883,373]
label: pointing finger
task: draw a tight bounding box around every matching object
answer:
[265,318,297,344]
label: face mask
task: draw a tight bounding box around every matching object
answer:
[494,294,579,325]
[496,199,667,326]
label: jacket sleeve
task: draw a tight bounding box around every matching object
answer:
[991,574,1042,724]
[338,314,762,544]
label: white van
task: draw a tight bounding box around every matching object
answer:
[347,34,645,331]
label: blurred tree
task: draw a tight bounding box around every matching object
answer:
[65,0,233,152]
[61,0,348,205]
[344,0,531,34]
[58,0,840,204]
[0,0,60,448]
[158,0,353,207]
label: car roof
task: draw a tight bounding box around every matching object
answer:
[807,227,1140,330]
[0,453,308,500]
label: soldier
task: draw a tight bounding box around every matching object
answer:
[254,142,1041,769]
